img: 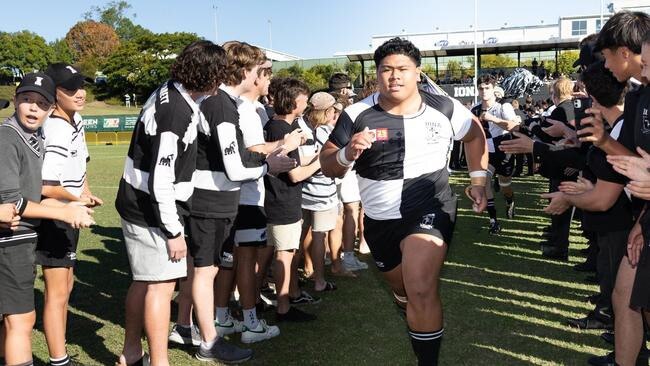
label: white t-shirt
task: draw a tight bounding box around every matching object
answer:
[238,96,267,207]
[41,113,89,198]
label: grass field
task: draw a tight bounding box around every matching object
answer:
[27,145,610,365]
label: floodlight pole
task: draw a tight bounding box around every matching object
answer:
[268,19,273,50]
[473,0,478,105]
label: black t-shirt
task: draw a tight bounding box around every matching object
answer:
[582,118,634,232]
[263,119,302,224]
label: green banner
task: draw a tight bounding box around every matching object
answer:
[82,115,140,132]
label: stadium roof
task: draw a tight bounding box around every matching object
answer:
[339,37,582,62]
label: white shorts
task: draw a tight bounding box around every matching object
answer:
[339,171,361,203]
[121,219,187,281]
[303,206,339,233]
[267,221,302,251]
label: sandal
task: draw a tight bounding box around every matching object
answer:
[314,281,337,292]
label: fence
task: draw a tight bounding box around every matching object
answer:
[83,114,138,145]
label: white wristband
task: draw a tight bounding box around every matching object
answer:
[469,170,488,178]
[336,147,353,167]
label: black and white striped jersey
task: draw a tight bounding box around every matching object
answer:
[302,124,338,211]
[471,102,516,152]
[328,91,473,220]
[41,113,89,198]
[115,81,200,239]
[190,86,267,219]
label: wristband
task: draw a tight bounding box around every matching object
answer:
[336,147,353,167]
[469,170,488,186]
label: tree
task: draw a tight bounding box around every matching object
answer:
[50,39,74,65]
[101,32,201,98]
[275,64,304,79]
[0,31,55,74]
[555,50,579,76]
[345,62,362,86]
[65,20,120,75]
[84,1,151,41]
[480,54,517,69]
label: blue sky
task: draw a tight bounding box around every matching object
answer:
[2,0,605,58]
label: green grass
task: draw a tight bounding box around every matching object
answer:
[28,145,607,365]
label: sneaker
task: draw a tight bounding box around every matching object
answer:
[289,290,321,305]
[241,319,280,343]
[488,221,501,234]
[343,253,368,271]
[169,324,201,346]
[276,307,317,322]
[215,316,244,337]
[195,338,253,364]
[506,201,516,219]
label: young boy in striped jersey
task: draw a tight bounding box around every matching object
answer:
[0,73,94,366]
[36,63,102,366]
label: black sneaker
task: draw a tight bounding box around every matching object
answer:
[289,290,321,305]
[587,293,601,305]
[574,260,597,272]
[195,338,253,364]
[488,221,501,234]
[600,331,614,345]
[541,245,568,261]
[566,308,613,330]
[276,307,317,322]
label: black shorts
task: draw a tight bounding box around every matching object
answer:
[488,151,515,177]
[35,219,80,268]
[489,135,515,177]
[229,205,267,248]
[363,200,457,273]
[187,216,234,268]
[0,242,36,315]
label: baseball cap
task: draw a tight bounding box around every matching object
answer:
[0,99,9,110]
[494,86,504,99]
[573,42,604,68]
[309,92,336,110]
[16,72,56,104]
[45,63,89,90]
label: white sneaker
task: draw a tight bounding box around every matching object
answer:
[343,253,368,271]
[215,316,244,336]
[169,324,201,346]
[241,319,280,344]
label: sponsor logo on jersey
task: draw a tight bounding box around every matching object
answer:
[425,120,442,143]
[224,141,236,155]
[376,128,389,141]
[419,213,436,230]
[159,154,174,166]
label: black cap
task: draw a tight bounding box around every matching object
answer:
[573,42,604,68]
[45,63,89,90]
[16,72,56,104]
[0,99,9,110]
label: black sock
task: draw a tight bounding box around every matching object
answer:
[505,194,513,205]
[487,199,497,221]
[0,356,5,366]
[409,328,443,366]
